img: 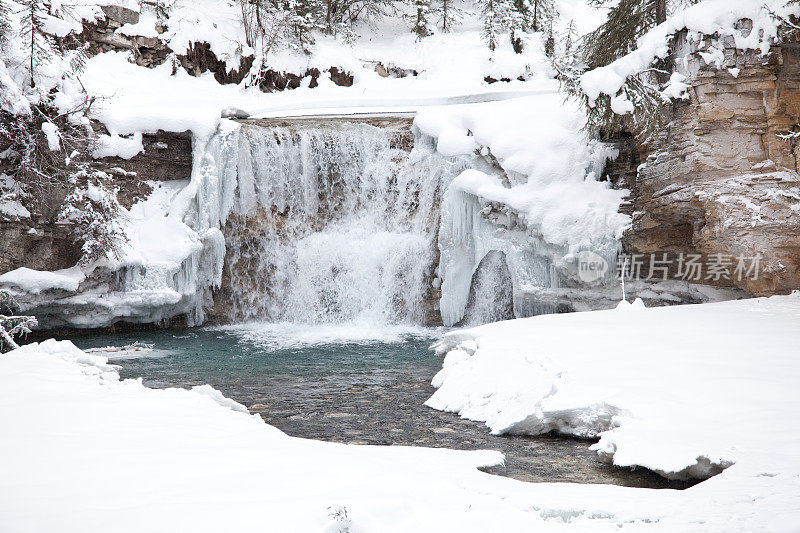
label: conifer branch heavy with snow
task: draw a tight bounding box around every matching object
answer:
[0,292,36,352]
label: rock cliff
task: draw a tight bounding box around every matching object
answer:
[614,26,800,296]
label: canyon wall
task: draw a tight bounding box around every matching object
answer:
[612,27,800,296]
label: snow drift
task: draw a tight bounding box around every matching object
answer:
[427,293,800,482]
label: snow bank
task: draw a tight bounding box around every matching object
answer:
[0,0,108,114]
[0,198,30,219]
[0,266,85,294]
[92,132,144,159]
[428,294,800,484]
[163,0,253,67]
[580,0,800,108]
[0,339,522,532]
[80,53,255,141]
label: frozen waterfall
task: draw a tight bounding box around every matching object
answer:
[437,184,562,326]
[197,120,468,325]
[182,117,623,328]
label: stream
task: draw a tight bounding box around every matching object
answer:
[70,326,694,489]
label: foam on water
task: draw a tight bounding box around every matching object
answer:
[215,322,442,350]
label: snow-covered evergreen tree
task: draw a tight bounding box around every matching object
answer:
[478,0,551,52]
[412,0,433,39]
[543,18,555,57]
[59,170,127,265]
[0,0,10,48]
[18,0,56,89]
[0,291,36,352]
[563,18,577,54]
[478,0,508,51]
[439,0,464,32]
[583,0,670,69]
[556,0,702,141]
[527,0,553,32]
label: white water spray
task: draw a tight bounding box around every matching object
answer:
[202,121,468,325]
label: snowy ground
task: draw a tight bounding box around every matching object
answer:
[427,294,800,529]
[2,295,800,531]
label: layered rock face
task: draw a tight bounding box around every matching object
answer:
[619,29,800,296]
[0,130,192,275]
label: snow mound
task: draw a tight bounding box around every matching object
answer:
[0,266,85,294]
[428,294,800,482]
[0,339,538,533]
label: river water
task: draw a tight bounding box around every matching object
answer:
[71,325,692,489]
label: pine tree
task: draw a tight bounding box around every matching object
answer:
[506,0,527,52]
[18,0,56,89]
[563,18,577,55]
[527,0,553,32]
[477,0,515,51]
[439,0,464,32]
[478,0,553,53]
[583,0,667,69]
[554,0,692,142]
[412,0,432,39]
[0,0,11,49]
[479,0,501,51]
[543,18,555,57]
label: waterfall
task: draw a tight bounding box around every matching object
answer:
[200,120,469,326]
[187,118,622,329]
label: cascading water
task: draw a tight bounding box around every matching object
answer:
[204,120,468,326]
[186,117,623,329]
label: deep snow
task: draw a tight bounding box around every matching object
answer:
[427,294,800,526]
[2,295,800,531]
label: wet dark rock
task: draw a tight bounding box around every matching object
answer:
[242,366,696,489]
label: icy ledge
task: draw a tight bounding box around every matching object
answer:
[426,293,800,481]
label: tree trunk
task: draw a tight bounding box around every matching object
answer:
[656,0,667,25]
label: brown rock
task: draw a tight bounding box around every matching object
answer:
[618,31,800,296]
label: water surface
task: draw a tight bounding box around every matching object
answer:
[71,325,693,489]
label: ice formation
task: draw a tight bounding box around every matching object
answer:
[438,179,562,326]
[3,114,627,328]
[436,173,625,325]
[195,120,469,325]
